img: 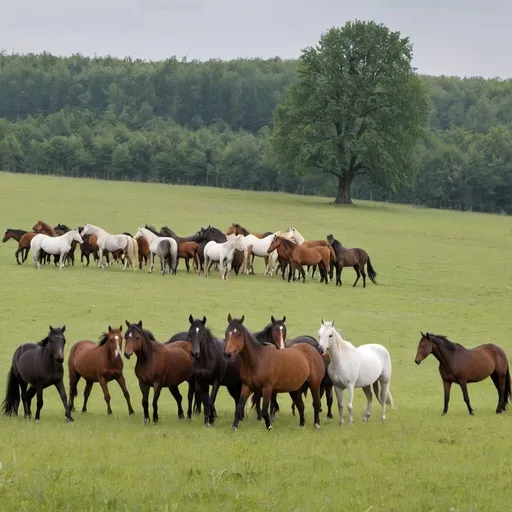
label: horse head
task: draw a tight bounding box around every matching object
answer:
[187,314,207,359]
[317,319,336,353]
[123,320,144,359]
[44,325,67,363]
[415,332,434,365]
[106,325,123,359]
[270,315,287,349]
[224,314,245,359]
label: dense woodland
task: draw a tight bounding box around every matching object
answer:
[1,52,512,213]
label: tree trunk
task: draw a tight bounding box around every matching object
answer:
[334,171,354,205]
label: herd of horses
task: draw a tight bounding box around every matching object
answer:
[2,221,378,286]
[2,314,511,429]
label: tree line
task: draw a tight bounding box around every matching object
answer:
[0,46,511,213]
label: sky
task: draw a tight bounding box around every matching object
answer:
[1,0,510,78]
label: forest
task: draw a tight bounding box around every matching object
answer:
[0,51,511,213]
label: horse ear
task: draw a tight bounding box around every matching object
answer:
[125,320,131,329]
[282,316,286,323]
[420,331,425,337]
[321,318,325,325]
[240,315,245,324]
[332,320,335,326]
[202,316,206,325]
[62,325,66,333]
[189,314,194,325]
[227,313,233,323]
[271,315,276,323]
[108,325,112,332]
[49,325,53,331]
[137,320,143,327]
[119,325,123,332]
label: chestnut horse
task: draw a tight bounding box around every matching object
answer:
[251,316,333,421]
[2,228,31,264]
[267,236,330,284]
[124,320,194,424]
[327,235,377,287]
[68,326,135,416]
[415,332,511,415]
[224,314,325,431]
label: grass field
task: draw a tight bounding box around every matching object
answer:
[0,172,511,512]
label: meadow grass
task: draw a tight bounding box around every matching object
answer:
[0,172,511,512]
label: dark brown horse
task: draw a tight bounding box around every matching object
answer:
[224,314,325,431]
[137,237,150,269]
[3,228,30,264]
[327,235,377,287]
[267,236,330,284]
[415,332,511,415]
[124,320,194,424]
[2,326,73,423]
[68,326,135,416]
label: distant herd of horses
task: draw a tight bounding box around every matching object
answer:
[2,221,378,286]
[2,314,511,429]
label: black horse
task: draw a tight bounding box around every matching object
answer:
[187,315,242,426]
[2,326,73,423]
[251,316,333,420]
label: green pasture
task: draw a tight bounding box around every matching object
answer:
[0,172,511,512]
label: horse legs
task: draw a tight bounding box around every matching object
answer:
[82,381,94,412]
[168,385,184,419]
[68,370,81,412]
[232,384,251,431]
[336,264,343,286]
[198,382,210,426]
[459,380,474,415]
[352,265,361,287]
[149,252,155,273]
[227,383,243,420]
[34,384,44,422]
[59,252,65,270]
[151,383,163,423]
[206,380,222,425]
[98,376,113,415]
[113,375,134,415]
[204,257,211,277]
[139,381,151,424]
[19,380,29,419]
[260,386,275,431]
[184,256,191,273]
[56,381,73,422]
[362,385,373,423]
[360,263,367,287]
[26,385,36,419]
[186,380,195,420]
[490,370,506,413]
[334,385,345,425]
[289,390,306,427]
[324,378,334,418]
[15,247,23,265]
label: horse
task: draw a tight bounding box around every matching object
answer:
[267,236,330,284]
[236,232,281,275]
[80,223,139,271]
[134,226,178,275]
[415,332,511,415]
[327,234,377,287]
[2,228,31,264]
[284,227,330,277]
[68,326,135,416]
[2,326,73,423]
[204,235,245,279]
[317,320,394,425]
[30,229,84,270]
[224,314,325,431]
[187,315,242,426]
[79,232,101,266]
[54,224,80,266]
[194,226,226,274]
[251,316,333,421]
[124,320,194,424]
[32,220,59,265]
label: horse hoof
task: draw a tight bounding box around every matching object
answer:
[267,425,273,431]
[204,423,211,428]
[129,411,135,416]
[144,418,149,425]
[66,417,74,423]
[232,426,238,432]
[314,423,320,430]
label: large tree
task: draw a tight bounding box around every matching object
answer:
[271,21,430,204]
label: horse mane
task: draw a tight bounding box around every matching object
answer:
[330,238,344,250]
[98,332,110,346]
[144,224,160,236]
[429,334,464,351]
[6,228,27,235]
[234,224,250,236]
[37,336,50,347]
[127,323,157,348]
[254,324,276,346]
[278,237,297,250]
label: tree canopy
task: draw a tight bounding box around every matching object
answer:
[271,21,430,204]
[0,41,511,214]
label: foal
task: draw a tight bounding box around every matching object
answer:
[68,326,135,415]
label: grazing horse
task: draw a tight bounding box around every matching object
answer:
[2,228,30,264]
[80,223,139,271]
[124,321,194,424]
[251,316,334,421]
[317,320,394,425]
[187,315,242,426]
[415,332,511,415]
[327,235,377,287]
[68,326,135,416]
[267,236,330,284]
[134,226,178,275]
[30,229,84,270]
[224,314,325,431]
[204,235,245,279]
[2,326,73,423]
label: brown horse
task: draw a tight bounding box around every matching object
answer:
[224,314,325,431]
[327,235,377,287]
[3,229,31,264]
[415,332,511,415]
[68,326,135,415]
[267,236,330,284]
[80,232,100,266]
[124,320,194,424]
[137,237,150,269]
[177,241,201,273]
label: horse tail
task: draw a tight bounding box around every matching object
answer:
[386,390,395,408]
[373,381,381,403]
[250,394,258,410]
[129,237,139,269]
[2,367,20,416]
[506,364,512,406]
[366,256,377,284]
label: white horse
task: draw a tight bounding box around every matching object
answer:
[204,235,245,280]
[31,229,83,270]
[80,223,138,271]
[317,320,394,425]
[134,226,178,275]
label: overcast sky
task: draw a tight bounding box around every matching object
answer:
[1,0,509,78]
